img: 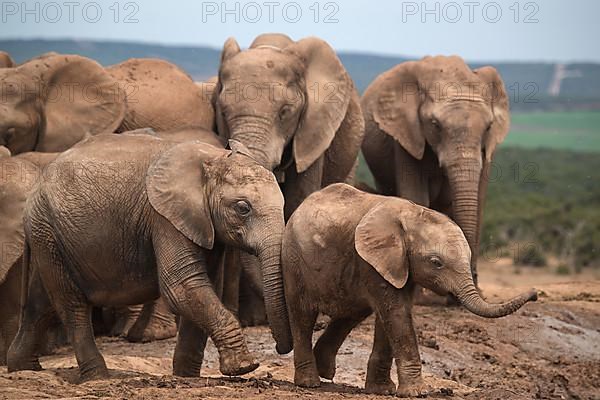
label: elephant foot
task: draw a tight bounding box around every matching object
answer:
[173,352,204,377]
[294,369,321,388]
[365,379,396,395]
[126,317,177,343]
[396,377,431,398]
[78,361,109,383]
[7,355,43,372]
[314,346,336,379]
[218,348,259,376]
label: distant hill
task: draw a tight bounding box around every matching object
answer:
[2,39,599,111]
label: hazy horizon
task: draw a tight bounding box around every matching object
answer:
[1,0,599,63]
[3,35,599,64]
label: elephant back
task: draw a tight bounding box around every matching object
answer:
[107,59,215,132]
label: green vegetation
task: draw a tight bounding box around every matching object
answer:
[357,111,600,269]
[482,146,600,269]
[512,244,547,267]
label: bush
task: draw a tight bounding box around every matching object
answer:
[513,244,547,267]
[556,264,571,275]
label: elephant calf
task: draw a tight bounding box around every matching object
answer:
[281,183,537,397]
[7,134,290,382]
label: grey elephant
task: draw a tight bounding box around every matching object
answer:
[0,53,212,154]
[207,32,365,325]
[0,127,223,358]
[6,134,290,382]
[361,56,510,285]
[281,183,537,397]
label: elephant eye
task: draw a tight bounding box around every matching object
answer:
[431,119,440,128]
[233,200,252,216]
[429,256,443,269]
[278,104,294,120]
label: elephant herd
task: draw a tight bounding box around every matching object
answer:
[0,33,537,397]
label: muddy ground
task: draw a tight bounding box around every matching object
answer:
[1,260,599,400]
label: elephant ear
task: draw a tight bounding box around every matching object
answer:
[221,37,241,63]
[474,66,510,162]
[0,159,38,284]
[215,38,241,140]
[368,61,425,160]
[0,51,15,68]
[20,54,126,151]
[285,37,351,173]
[146,142,230,249]
[355,200,409,289]
[0,146,11,158]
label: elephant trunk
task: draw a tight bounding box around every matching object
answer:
[447,160,482,285]
[454,277,538,318]
[257,232,293,354]
[228,117,282,171]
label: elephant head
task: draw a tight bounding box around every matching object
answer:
[0,52,15,68]
[362,56,510,282]
[0,54,126,154]
[355,199,536,318]
[146,140,290,351]
[214,33,353,173]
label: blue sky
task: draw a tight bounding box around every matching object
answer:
[2,0,599,62]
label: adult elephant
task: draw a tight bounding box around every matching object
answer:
[0,53,212,154]
[361,56,510,285]
[208,33,364,325]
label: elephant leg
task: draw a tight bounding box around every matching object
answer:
[313,309,370,380]
[365,315,395,395]
[289,305,319,387]
[109,305,142,337]
[0,261,22,366]
[285,269,319,387]
[283,156,324,220]
[126,297,177,343]
[7,268,54,372]
[60,302,107,382]
[153,224,257,377]
[172,318,208,377]
[39,253,108,381]
[366,281,429,398]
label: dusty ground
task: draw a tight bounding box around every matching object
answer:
[1,260,599,400]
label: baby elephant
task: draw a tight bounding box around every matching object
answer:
[7,135,291,382]
[281,183,537,397]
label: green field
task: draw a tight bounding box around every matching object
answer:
[504,111,600,152]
